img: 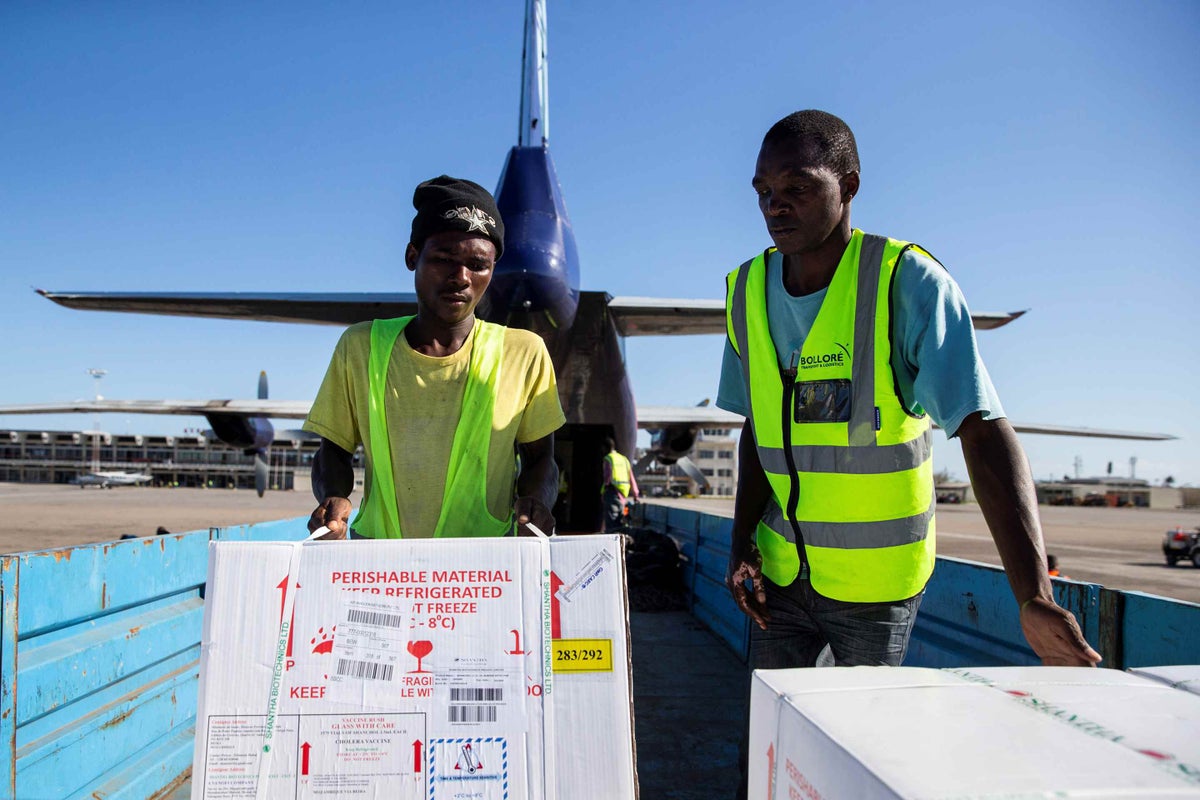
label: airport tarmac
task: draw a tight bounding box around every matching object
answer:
[3,482,1200,604]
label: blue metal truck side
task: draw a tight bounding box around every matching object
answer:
[1,508,1197,798]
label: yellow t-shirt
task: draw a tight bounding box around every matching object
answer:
[302,321,565,538]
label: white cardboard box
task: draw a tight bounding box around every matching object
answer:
[1130,665,1200,697]
[191,535,636,799]
[749,666,1200,799]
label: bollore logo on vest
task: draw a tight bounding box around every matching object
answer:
[798,341,851,370]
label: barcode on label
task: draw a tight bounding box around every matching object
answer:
[346,608,407,628]
[450,687,504,702]
[449,705,498,723]
[335,658,395,681]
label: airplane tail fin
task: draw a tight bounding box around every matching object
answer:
[519,0,549,147]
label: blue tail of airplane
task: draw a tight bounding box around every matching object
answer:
[487,0,580,332]
[491,146,581,331]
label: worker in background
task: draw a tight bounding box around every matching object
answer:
[601,437,639,531]
[304,176,564,539]
[1047,554,1066,578]
[719,110,1100,799]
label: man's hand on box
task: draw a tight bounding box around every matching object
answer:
[514,496,555,536]
[309,497,352,539]
[1020,596,1102,666]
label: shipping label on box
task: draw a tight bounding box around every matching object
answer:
[191,535,636,800]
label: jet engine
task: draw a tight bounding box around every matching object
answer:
[202,371,275,496]
[638,423,709,489]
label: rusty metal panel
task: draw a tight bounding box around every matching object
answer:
[1098,588,1126,669]
[1121,591,1200,667]
[692,571,748,659]
[907,557,1112,668]
[0,533,210,798]
[637,512,1193,672]
[19,655,198,797]
[0,557,18,798]
[64,723,195,800]
[0,518,313,799]
[906,556,1042,668]
[17,596,202,725]
[662,507,699,612]
[14,531,210,636]
[646,508,751,660]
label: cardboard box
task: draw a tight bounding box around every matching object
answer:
[191,535,636,799]
[749,666,1200,799]
[1130,665,1200,696]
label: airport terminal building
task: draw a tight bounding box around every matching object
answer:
[1,424,742,500]
[0,428,326,492]
[1034,477,1191,510]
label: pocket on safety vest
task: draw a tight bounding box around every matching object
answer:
[793,379,852,424]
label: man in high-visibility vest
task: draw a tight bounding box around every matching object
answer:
[721,110,1100,797]
[601,437,639,531]
[720,106,1100,699]
[303,176,564,539]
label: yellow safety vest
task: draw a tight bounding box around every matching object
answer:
[352,316,514,539]
[604,451,633,497]
[725,231,935,602]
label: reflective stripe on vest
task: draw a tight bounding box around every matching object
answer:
[725,231,935,602]
[352,316,514,539]
[604,451,633,497]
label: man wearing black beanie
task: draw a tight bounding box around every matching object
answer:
[302,176,564,540]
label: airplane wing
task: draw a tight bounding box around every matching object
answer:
[0,400,312,419]
[35,290,418,326]
[634,404,1174,442]
[1,401,1173,441]
[995,422,1176,441]
[608,297,726,336]
[970,310,1028,330]
[635,404,744,429]
[607,296,1027,336]
[3,399,737,429]
[37,289,1024,333]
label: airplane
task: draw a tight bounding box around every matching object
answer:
[0,0,1175,529]
[71,471,152,489]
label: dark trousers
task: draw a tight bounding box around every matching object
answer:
[601,486,627,530]
[735,570,924,799]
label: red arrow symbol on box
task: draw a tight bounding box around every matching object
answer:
[550,571,563,640]
[767,743,775,798]
[413,739,423,773]
[300,742,311,776]
[276,576,300,658]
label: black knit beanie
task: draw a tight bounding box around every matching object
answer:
[409,175,505,259]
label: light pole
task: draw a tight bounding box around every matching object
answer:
[86,369,106,472]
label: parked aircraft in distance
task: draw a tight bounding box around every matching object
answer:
[0,0,1175,529]
[71,471,152,489]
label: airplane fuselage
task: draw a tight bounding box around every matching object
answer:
[72,471,151,488]
[486,145,639,528]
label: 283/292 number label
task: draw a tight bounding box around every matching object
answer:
[551,638,613,673]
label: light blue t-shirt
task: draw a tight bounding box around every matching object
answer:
[716,234,1004,438]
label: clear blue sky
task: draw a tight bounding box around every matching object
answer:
[2,1,1197,487]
